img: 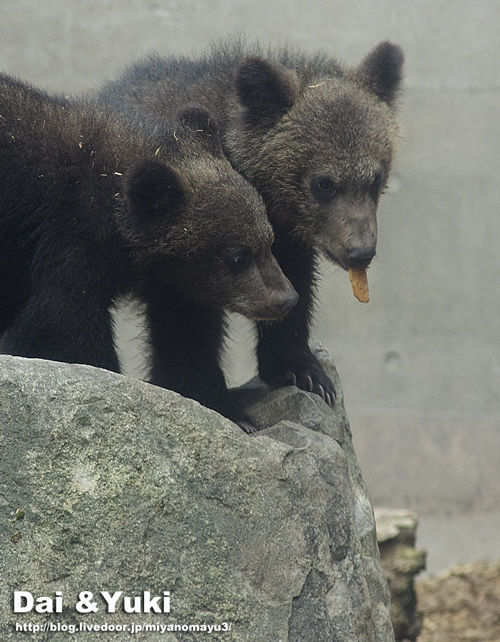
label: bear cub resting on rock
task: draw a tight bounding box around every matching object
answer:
[0,73,297,426]
[99,39,404,407]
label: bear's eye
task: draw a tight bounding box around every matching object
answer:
[369,170,385,201]
[310,175,338,203]
[226,246,252,273]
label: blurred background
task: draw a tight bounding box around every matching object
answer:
[1,0,498,575]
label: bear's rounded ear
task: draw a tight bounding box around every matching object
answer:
[126,159,186,224]
[177,103,215,133]
[176,103,222,153]
[355,41,404,106]
[235,57,298,122]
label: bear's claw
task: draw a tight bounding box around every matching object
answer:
[282,369,335,408]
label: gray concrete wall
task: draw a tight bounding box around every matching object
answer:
[1,0,498,572]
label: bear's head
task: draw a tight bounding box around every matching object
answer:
[228,41,404,271]
[122,105,298,320]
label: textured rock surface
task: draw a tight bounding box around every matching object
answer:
[375,509,426,641]
[0,347,393,641]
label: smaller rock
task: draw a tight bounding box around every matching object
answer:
[375,509,427,642]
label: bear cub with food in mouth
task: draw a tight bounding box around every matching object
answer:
[99,39,404,407]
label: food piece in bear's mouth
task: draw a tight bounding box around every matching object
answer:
[348,267,369,303]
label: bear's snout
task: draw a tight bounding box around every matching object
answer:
[346,246,376,269]
[277,289,299,316]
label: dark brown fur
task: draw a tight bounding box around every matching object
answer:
[0,73,297,423]
[99,40,404,404]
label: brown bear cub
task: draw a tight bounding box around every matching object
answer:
[99,40,404,406]
[0,73,297,425]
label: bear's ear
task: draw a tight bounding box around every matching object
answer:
[176,103,222,153]
[235,57,298,122]
[177,103,216,134]
[126,159,186,224]
[356,41,404,106]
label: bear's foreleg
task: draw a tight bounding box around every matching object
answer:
[256,238,335,407]
[144,283,248,425]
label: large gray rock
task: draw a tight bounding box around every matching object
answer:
[0,346,393,641]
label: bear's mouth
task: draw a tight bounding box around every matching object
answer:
[322,248,348,271]
[322,247,375,271]
[227,304,294,322]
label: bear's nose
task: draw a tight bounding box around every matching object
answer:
[346,247,376,269]
[279,289,299,315]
